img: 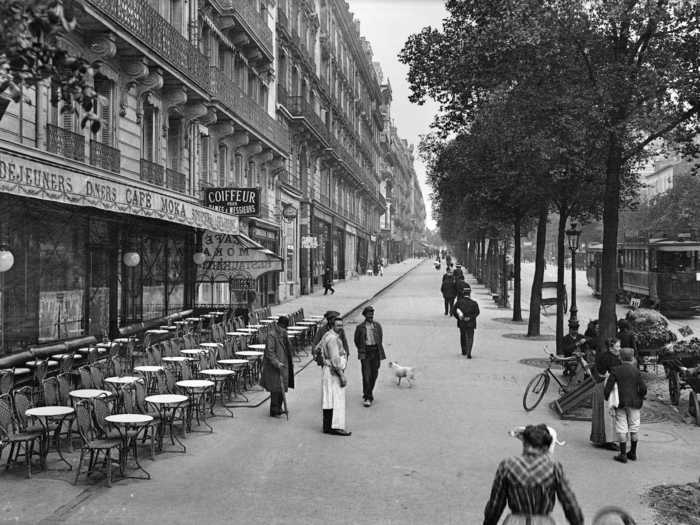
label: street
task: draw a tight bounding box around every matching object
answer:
[5,260,699,524]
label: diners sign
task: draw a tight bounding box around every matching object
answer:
[203,187,260,216]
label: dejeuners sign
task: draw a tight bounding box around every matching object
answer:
[204,187,260,216]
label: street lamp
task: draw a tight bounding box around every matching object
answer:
[566,221,582,329]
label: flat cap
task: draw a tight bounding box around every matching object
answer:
[362,305,375,316]
[324,310,341,320]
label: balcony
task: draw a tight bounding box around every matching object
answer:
[47,124,85,162]
[83,0,210,92]
[166,168,188,193]
[218,0,273,58]
[278,168,300,188]
[285,96,330,146]
[210,67,289,154]
[90,140,120,173]
[140,158,164,186]
[277,7,290,36]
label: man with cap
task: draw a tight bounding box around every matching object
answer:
[453,283,480,358]
[313,310,349,359]
[354,305,386,407]
[260,316,294,417]
[560,321,587,377]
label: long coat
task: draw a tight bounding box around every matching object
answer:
[353,321,386,361]
[453,296,480,329]
[260,324,295,393]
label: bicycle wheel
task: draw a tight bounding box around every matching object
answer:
[523,372,550,411]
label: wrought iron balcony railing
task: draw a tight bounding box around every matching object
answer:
[140,158,164,186]
[166,168,188,194]
[210,67,289,154]
[216,0,272,58]
[84,0,210,92]
[90,140,120,173]
[277,7,290,36]
[286,96,330,146]
[47,124,85,162]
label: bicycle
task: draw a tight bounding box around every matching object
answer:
[522,346,592,411]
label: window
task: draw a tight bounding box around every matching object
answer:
[142,99,158,162]
[200,134,210,185]
[234,154,243,185]
[218,144,228,186]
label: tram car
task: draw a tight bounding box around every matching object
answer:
[586,238,700,317]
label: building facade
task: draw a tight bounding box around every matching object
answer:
[0,0,424,354]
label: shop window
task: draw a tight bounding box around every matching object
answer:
[167,238,185,315]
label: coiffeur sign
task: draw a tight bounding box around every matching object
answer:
[203,187,260,216]
[196,231,283,282]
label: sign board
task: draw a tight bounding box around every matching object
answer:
[203,187,260,216]
[282,204,298,220]
[196,232,283,282]
[301,236,318,249]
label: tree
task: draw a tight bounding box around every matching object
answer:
[0,0,99,129]
[400,0,700,340]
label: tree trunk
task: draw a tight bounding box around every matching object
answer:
[528,206,548,336]
[513,217,522,321]
[598,137,623,342]
[556,212,568,355]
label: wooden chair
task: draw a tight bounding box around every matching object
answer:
[72,402,123,487]
[0,395,43,478]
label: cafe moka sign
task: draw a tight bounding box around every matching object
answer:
[203,187,260,216]
[196,231,283,282]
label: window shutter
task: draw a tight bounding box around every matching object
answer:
[201,135,210,184]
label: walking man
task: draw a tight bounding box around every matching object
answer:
[440,270,457,315]
[453,283,480,358]
[354,305,385,407]
[323,266,335,295]
[260,316,294,417]
[604,347,647,462]
[320,317,351,436]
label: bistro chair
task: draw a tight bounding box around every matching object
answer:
[30,360,49,405]
[72,402,123,487]
[92,396,120,440]
[0,395,43,478]
[78,366,94,389]
[41,377,76,451]
[145,346,162,366]
[56,373,73,406]
[121,385,157,460]
[58,354,75,375]
[0,369,14,396]
[89,365,105,391]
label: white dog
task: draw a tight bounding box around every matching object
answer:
[508,425,566,455]
[388,361,415,387]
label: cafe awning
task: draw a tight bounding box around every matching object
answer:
[197,231,283,282]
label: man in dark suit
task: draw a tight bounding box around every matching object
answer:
[353,305,386,407]
[453,284,480,358]
[604,347,647,462]
[260,316,295,417]
[560,321,587,376]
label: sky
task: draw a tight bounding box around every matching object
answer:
[347,0,448,231]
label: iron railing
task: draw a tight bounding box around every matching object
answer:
[277,7,289,35]
[47,124,85,162]
[218,0,273,57]
[209,66,289,154]
[286,96,330,146]
[140,158,164,186]
[89,140,120,173]
[166,168,188,193]
[84,0,210,92]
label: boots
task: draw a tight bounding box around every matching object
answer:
[614,442,628,463]
[627,440,638,461]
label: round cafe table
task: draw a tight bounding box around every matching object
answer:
[217,359,250,401]
[176,380,215,433]
[25,360,59,367]
[104,413,154,479]
[161,356,193,363]
[25,406,75,470]
[246,344,266,351]
[198,369,237,417]
[144,394,189,453]
[134,365,164,393]
[104,376,142,386]
[199,342,220,348]
[235,350,264,387]
[69,388,112,401]
[181,349,206,356]
[1,367,31,376]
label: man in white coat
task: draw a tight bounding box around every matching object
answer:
[320,317,351,436]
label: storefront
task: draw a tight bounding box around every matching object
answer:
[248,219,280,306]
[0,146,238,353]
[345,224,357,276]
[312,213,332,287]
[279,201,299,301]
[333,225,345,279]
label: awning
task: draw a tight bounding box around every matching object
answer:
[197,231,283,282]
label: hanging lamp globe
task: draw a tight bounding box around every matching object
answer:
[0,248,14,272]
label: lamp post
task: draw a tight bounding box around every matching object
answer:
[566,221,582,329]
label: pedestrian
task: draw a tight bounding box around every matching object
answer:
[320,317,351,436]
[323,265,335,295]
[560,321,587,377]
[616,319,638,364]
[590,337,622,450]
[373,258,380,276]
[378,260,384,276]
[440,270,457,316]
[354,305,386,407]
[483,424,584,525]
[604,347,647,462]
[452,283,480,358]
[453,265,464,281]
[260,315,294,418]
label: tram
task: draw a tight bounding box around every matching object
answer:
[586,238,700,317]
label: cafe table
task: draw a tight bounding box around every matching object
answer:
[144,394,189,453]
[1,367,31,376]
[25,359,59,368]
[199,342,220,349]
[217,359,250,401]
[176,380,215,433]
[133,365,164,393]
[181,349,206,357]
[25,405,75,470]
[104,413,153,480]
[235,350,264,387]
[69,388,112,402]
[198,369,236,417]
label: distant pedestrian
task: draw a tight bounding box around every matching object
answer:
[453,284,480,358]
[260,316,294,418]
[604,347,647,463]
[616,319,638,364]
[320,317,351,436]
[483,424,584,525]
[373,258,380,276]
[323,266,335,295]
[440,271,457,315]
[354,305,386,407]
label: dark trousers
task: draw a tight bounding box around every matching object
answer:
[323,409,333,432]
[443,296,454,315]
[459,326,475,356]
[361,347,380,401]
[270,392,284,415]
[323,284,335,295]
